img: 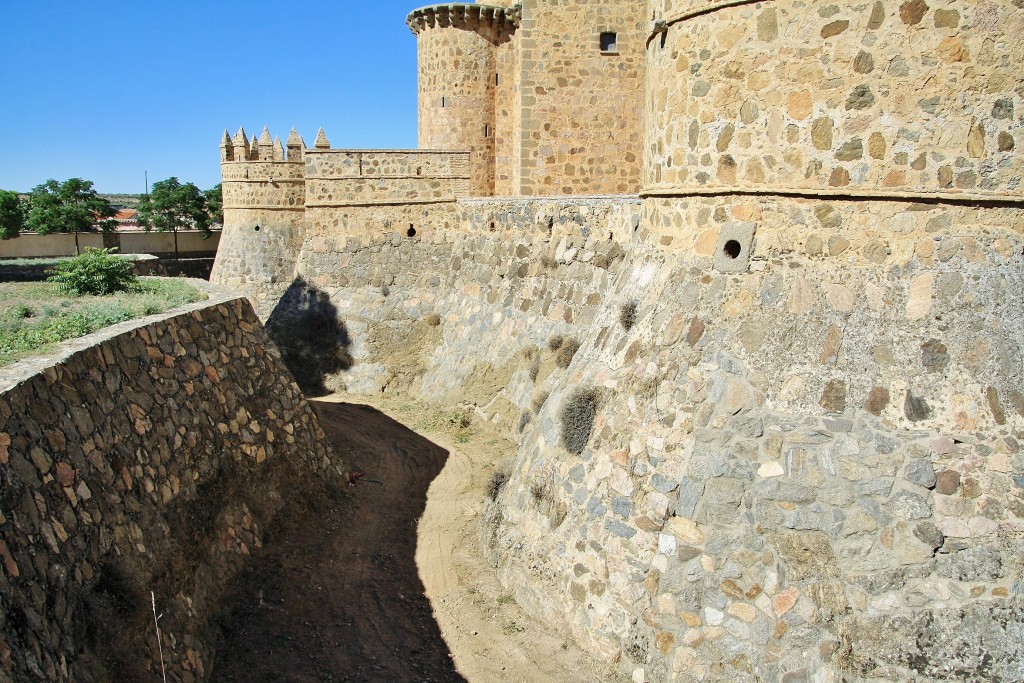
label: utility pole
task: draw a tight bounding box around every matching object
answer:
[145,170,149,195]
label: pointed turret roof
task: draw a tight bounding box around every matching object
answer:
[258,126,274,146]
[314,128,330,149]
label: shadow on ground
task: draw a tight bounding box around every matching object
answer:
[264,277,354,397]
[211,401,465,682]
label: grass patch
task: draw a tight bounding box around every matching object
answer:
[619,300,638,331]
[0,279,206,367]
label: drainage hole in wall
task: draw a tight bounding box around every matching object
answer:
[254,225,261,232]
[489,221,496,232]
[723,240,741,259]
[407,225,416,237]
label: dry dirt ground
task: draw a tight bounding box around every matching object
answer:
[212,396,624,682]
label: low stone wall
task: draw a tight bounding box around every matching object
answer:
[0,291,344,681]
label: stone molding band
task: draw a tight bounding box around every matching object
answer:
[305,198,459,208]
[641,186,1024,208]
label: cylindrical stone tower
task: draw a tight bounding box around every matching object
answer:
[407,4,520,197]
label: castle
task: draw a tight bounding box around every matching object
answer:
[212,1,1024,681]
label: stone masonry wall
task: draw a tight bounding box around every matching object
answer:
[413,7,506,196]
[0,294,343,682]
[515,0,646,195]
[223,189,1024,681]
[644,0,1023,199]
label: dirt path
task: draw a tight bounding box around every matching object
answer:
[211,396,622,682]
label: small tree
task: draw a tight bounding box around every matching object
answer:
[0,190,23,240]
[204,183,222,225]
[25,178,116,254]
[137,177,211,260]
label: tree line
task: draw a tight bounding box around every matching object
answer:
[0,178,223,256]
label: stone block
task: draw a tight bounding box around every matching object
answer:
[713,222,756,274]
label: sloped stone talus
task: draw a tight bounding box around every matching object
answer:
[267,190,1023,681]
[0,296,344,681]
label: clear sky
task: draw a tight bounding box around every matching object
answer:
[0,1,422,194]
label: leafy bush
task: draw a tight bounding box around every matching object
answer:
[555,337,580,368]
[560,387,599,454]
[48,248,136,295]
[619,299,638,331]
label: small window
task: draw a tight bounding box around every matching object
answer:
[441,96,447,107]
[494,73,500,86]
[407,225,416,237]
[484,124,490,138]
[600,32,618,54]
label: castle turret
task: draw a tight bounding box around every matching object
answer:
[407,4,520,196]
[210,126,309,313]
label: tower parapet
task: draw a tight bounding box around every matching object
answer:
[408,4,519,197]
[210,126,311,313]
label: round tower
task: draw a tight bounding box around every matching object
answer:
[407,4,519,197]
[211,126,308,318]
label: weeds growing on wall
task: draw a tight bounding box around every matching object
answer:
[555,337,580,369]
[559,387,600,454]
[487,462,512,500]
[424,313,441,326]
[517,410,531,433]
[547,334,564,351]
[531,390,550,414]
[619,299,638,331]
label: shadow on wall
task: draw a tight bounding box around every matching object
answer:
[264,277,353,396]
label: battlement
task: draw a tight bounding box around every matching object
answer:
[221,126,308,164]
[406,3,520,41]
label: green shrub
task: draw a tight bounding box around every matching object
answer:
[48,248,136,296]
[560,387,599,454]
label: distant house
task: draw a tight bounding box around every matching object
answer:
[112,208,142,231]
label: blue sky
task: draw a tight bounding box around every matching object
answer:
[0,1,421,194]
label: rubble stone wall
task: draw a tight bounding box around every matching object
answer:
[0,295,343,682]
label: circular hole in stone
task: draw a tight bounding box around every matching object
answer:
[407,225,416,237]
[723,239,741,259]
[254,225,261,232]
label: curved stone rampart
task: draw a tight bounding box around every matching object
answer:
[0,291,343,681]
[644,0,1023,200]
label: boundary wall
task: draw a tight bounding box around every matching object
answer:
[0,290,344,681]
[0,231,220,260]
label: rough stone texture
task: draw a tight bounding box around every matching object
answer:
[207,1,1024,680]
[645,1,1023,199]
[0,294,343,682]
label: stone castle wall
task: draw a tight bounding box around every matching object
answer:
[411,4,516,197]
[0,293,344,682]
[207,0,1024,678]
[644,0,1022,198]
[221,190,1023,680]
[515,0,646,195]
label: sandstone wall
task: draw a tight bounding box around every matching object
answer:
[211,159,308,315]
[0,294,343,682]
[412,5,509,196]
[228,188,1024,681]
[515,0,646,195]
[644,0,1023,198]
